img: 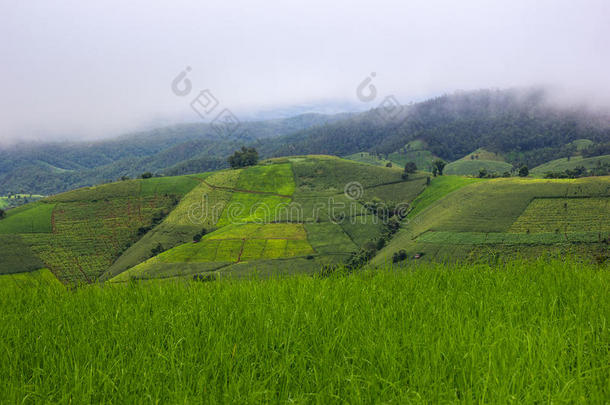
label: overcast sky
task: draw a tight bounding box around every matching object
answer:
[1,0,609,144]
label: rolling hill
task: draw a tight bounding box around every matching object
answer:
[372,176,610,265]
[1,154,608,287]
[531,154,610,176]
[444,148,513,176]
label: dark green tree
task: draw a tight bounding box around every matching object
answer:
[433,159,446,176]
[140,172,153,179]
[404,162,417,174]
[518,165,529,177]
[0,208,5,219]
[228,147,259,169]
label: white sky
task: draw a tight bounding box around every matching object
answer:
[1,0,609,143]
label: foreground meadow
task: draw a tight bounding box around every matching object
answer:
[1,259,609,403]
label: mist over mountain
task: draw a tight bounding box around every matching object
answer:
[1,87,608,195]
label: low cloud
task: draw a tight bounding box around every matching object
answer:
[1,0,609,144]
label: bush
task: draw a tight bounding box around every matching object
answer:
[193,228,208,243]
[404,162,417,174]
[140,172,153,179]
[150,243,164,257]
[192,274,216,282]
[392,249,408,263]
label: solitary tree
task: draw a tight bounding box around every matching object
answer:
[433,159,446,176]
[0,208,5,219]
[518,165,529,177]
[140,172,153,179]
[228,147,259,169]
[404,162,417,174]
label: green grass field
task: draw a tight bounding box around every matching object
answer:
[236,163,296,195]
[1,259,608,403]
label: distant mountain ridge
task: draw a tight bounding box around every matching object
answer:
[2,88,609,195]
[0,113,348,195]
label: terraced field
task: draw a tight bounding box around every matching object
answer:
[2,155,608,285]
[0,176,201,284]
[107,156,424,281]
[509,197,609,233]
[373,176,610,265]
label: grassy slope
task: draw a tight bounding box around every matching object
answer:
[373,176,610,264]
[1,259,609,403]
[531,154,610,176]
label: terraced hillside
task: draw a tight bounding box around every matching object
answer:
[372,176,610,265]
[0,156,427,284]
[109,156,427,281]
[2,156,608,286]
[0,176,201,284]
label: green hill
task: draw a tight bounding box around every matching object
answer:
[444,148,513,176]
[372,176,610,265]
[531,154,610,176]
[1,155,608,286]
[1,156,429,284]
